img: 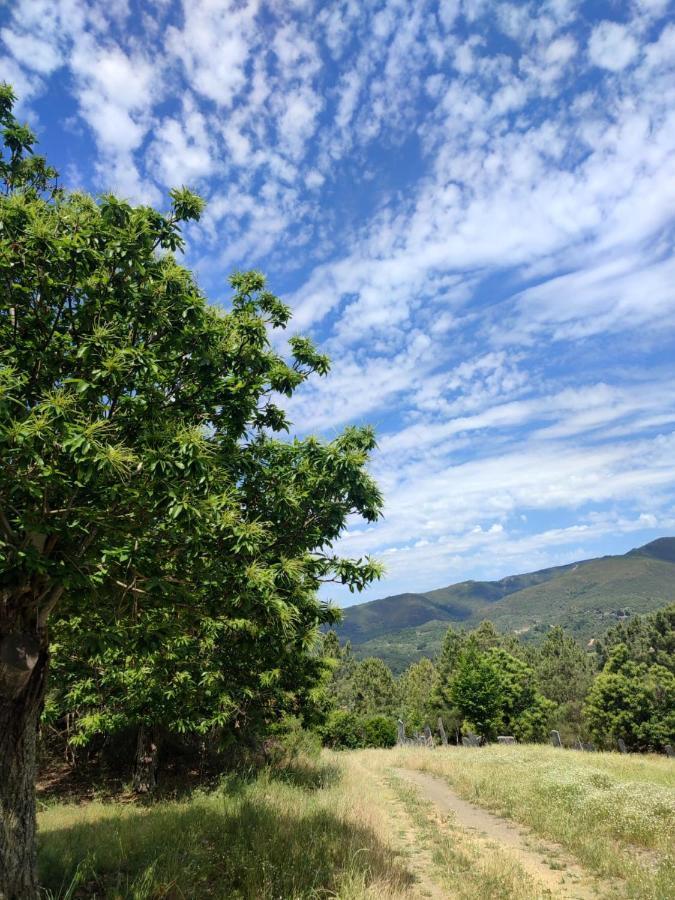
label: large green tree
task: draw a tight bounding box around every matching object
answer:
[584,645,675,751]
[346,657,398,716]
[0,86,382,898]
[530,626,596,743]
[450,642,552,742]
[595,604,675,674]
[398,657,436,732]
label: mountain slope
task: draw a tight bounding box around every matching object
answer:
[337,538,675,670]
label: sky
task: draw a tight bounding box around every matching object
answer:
[2,0,675,607]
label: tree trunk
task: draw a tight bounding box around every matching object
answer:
[132,725,159,794]
[0,635,48,900]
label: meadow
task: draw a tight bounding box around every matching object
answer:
[37,745,674,899]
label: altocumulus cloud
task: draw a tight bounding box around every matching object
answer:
[2,0,675,603]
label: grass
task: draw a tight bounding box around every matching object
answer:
[37,746,675,899]
[38,757,416,899]
[381,744,675,899]
[386,775,546,900]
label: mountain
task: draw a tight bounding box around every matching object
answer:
[336,538,675,672]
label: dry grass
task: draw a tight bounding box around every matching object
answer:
[37,746,675,898]
[38,757,417,899]
[377,744,675,899]
[386,774,552,900]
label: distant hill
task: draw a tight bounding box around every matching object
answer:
[336,538,675,672]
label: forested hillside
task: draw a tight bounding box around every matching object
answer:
[338,538,675,670]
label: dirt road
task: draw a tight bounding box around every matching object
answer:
[390,766,607,899]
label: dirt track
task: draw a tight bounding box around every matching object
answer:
[392,767,604,899]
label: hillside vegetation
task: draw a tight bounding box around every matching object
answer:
[338,538,675,669]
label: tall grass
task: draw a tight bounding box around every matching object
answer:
[388,776,549,900]
[38,746,675,898]
[383,744,675,899]
[38,759,414,899]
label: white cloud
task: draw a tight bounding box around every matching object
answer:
[3,0,674,603]
[1,28,62,75]
[588,21,639,71]
[0,55,43,105]
[166,0,260,108]
[150,100,214,186]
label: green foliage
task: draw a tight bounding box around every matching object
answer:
[342,657,399,717]
[339,540,675,669]
[323,631,357,710]
[527,626,596,743]
[584,644,675,751]
[532,626,596,705]
[448,637,552,742]
[594,603,675,674]
[264,716,322,767]
[398,657,436,732]
[450,645,505,740]
[0,85,383,753]
[318,709,396,749]
[319,710,364,749]
[361,715,397,748]
[324,608,675,751]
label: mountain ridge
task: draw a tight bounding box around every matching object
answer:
[336,538,675,671]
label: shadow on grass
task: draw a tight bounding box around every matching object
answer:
[265,758,343,792]
[39,778,414,899]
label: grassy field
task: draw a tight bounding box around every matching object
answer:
[38,756,418,900]
[37,745,674,899]
[381,744,675,899]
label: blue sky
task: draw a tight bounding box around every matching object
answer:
[2,0,675,607]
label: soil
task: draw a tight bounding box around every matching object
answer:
[392,767,606,899]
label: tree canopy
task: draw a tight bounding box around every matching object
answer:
[584,644,675,751]
[0,83,383,898]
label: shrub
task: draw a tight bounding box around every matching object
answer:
[318,711,397,749]
[361,715,397,748]
[319,710,364,749]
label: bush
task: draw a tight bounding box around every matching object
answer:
[264,716,322,765]
[318,711,397,749]
[319,710,364,749]
[361,715,397,748]
[584,646,675,751]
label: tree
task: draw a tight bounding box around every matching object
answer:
[398,657,436,732]
[532,626,595,743]
[0,85,382,897]
[534,627,595,705]
[584,644,675,751]
[595,604,675,674]
[489,648,553,742]
[431,621,526,742]
[323,631,357,710]
[450,642,552,742]
[346,657,398,716]
[451,645,504,739]
[429,625,465,740]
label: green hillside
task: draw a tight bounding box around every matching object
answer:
[337,538,675,671]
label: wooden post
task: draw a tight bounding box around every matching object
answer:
[437,717,448,746]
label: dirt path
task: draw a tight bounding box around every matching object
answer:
[347,754,449,899]
[392,768,603,899]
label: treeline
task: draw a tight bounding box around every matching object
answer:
[320,605,675,752]
[42,603,675,783]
